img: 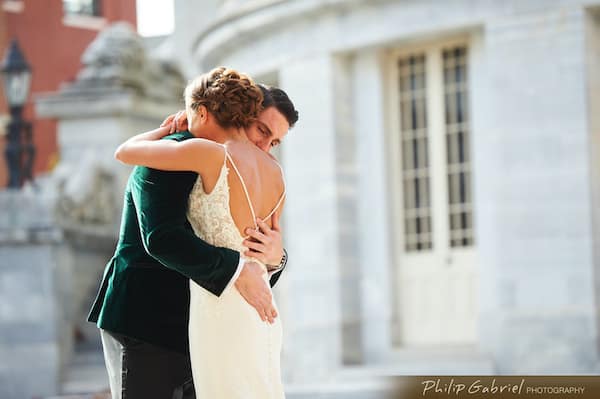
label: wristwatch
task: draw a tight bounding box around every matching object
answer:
[267,248,287,272]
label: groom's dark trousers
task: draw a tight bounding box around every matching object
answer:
[87,132,285,399]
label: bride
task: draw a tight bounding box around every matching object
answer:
[115,67,287,398]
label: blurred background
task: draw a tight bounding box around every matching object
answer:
[1,0,599,398]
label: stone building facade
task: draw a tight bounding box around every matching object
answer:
[167,0,600,381]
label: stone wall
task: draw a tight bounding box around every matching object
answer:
[474,5,599,374]
[0,189,64,398]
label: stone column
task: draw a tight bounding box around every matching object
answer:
[332,54,363,365]
[279,55,343,382]
[353,49,394,363]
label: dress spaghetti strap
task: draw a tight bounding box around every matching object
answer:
[261,163,286,222]
[224,151,258,229]
[223,147,286,228]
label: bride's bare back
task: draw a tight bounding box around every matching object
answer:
[197,139,285,238]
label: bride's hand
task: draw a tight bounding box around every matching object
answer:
[160,110,188,134]
[235,261,277,323]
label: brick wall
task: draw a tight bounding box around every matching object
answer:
[0,0,136,187]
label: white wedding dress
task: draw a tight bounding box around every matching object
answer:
[186,147,285,399]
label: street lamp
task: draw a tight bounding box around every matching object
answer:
[1,39,34,189]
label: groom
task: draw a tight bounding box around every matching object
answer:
[88,84,298,399]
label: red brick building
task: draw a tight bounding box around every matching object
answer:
[0,0,136,186]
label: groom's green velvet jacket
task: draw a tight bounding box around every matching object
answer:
[88,131,284,354]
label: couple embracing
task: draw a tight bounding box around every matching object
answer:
[88,67,299,399]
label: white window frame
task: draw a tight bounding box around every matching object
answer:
[385,36,478,346]
[63,0,102,17]
[385,36,473,258]
[3,0,24,13]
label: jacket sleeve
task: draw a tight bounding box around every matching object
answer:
[130,166,240,297]
[269,268,284,288]
[268,249,288,287]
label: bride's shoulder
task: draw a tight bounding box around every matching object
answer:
[184,137,224,150]
[182,137,224,157]
[257,151,285,189]
[251,146,281,169]
[173,138,225,173]
[267,155,284,179]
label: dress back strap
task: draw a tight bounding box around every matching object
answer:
[261,161,286,222]
[224,150,258,229]
[223,146,287,227]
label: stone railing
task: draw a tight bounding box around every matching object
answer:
[0,183,60,243]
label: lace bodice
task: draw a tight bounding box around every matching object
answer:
[187,163,246,253]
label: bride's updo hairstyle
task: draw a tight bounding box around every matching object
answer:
[184,67,264,129]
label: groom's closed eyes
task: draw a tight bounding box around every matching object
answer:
[257,120,273,138]
[248,107,290,152]
[255,120,281,149]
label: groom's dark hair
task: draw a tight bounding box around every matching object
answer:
[259,84,299,128]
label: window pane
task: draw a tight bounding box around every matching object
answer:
[443,46,474,247]
[397,54,432,252]
[63,0,101,17]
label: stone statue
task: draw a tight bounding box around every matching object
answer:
[52,151,119,235]
[68,22,186,101]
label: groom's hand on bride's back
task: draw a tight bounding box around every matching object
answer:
[242,215,284,267]
[235,261,278,323]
